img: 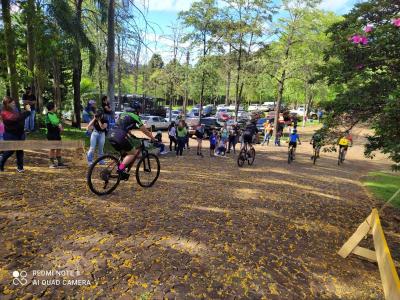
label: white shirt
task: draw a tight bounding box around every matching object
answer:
[169,127,176,138]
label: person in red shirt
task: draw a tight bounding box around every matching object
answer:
[0,96,31,172]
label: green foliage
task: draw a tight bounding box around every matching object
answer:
[319,0,400,169]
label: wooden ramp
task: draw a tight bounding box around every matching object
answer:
[338,208,400,300]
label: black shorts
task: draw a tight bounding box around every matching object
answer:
[339,145,348,151]
[243,133,253,144]
[289,141,297,148]
[47,133,61,141]
[210,144,216,150]
[108,128,137,152]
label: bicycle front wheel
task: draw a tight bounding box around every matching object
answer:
[87,155,121,196]
[135,154,160,187]
[247,147,255,165]
[237,148,246,167]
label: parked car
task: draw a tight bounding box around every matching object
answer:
[216,112,232,122]
[141,115,169,131]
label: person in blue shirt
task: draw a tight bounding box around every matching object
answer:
[209,129,218,157]
[288,128,301,159]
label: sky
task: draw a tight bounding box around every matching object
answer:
[136,0,363,63]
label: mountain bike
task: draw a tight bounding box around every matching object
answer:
[288,144,295,164]
[338,146,346,165]
[237,142,255,167]
[312,144,321,165]
[87,138,160,195]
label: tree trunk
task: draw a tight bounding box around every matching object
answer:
[72,57,82,127]
[52,56,62,110]
[1,0,19,101]
[117,34,122,110]
[26,0,35,90]
[71,0,83,128]
[134,45,141,94]
[107,0,116,112]
[234,44,242,121]
[225,44,232,106]
[273,73,285,138]
[273,34,292,140]
[183,50,189,119]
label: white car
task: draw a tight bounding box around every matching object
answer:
[141,116,169,131]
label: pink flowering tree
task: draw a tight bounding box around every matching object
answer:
[318,0,400,169]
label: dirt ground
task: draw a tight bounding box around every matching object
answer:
[0,126,399,299]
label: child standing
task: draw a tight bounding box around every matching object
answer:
[154,130,167,154]
[209,130,217,157]
[46,102,67,168]
[195,124,205,156]
[176,120,187,156]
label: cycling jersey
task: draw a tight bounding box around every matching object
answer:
[338,137,350,146]
[108,112,144,152]
[244,122,258,136]
[289,133,299,143]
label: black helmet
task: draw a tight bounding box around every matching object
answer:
[130,101,142,111]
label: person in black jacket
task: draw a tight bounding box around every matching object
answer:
[0,96,30,172]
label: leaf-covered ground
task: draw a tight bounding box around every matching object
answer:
[0,128,399,299]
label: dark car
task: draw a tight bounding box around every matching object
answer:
[188,117,222,138]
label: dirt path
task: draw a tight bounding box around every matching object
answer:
[0,128,399,299]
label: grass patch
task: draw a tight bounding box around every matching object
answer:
[362,171,400,208]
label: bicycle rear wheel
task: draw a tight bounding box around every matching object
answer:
[87,155,121,195]
[135,153,160,187]
[313,148,318,165]
[237,148,246,167]
[247,147,255,165]
[288,148,293,164]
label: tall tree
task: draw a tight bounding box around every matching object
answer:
[1,0,19,100]
[107,0,115,112]
[263,0,319,139]
[221,0,275,119]
[50,0,98,128]
[179,0,220,119]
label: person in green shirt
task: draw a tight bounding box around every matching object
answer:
[176,120,187,156]
[46,102,66,168]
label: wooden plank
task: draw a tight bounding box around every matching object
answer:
[338,212,373,258]
[371,209,400,300]
[352,246,377,263]
[0,140,82,151]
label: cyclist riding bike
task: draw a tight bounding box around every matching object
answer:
[107,101,156,180]
[288,128,301,159]
[242,113,259,146]
[338,131,353,160]
[310,131,323,159]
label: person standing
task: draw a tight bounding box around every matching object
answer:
[0,97,30,172]
[45,102,67,168]
[227,123,238,154]
[101,96,114,128]
[87,109,108,165]
[83,100,96,123]
[209,129,217,157]
[176,120,187,156]
[168,122,177,151]
[195,124,205,156]
[261,120,272,146]
[22,87,36,132]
